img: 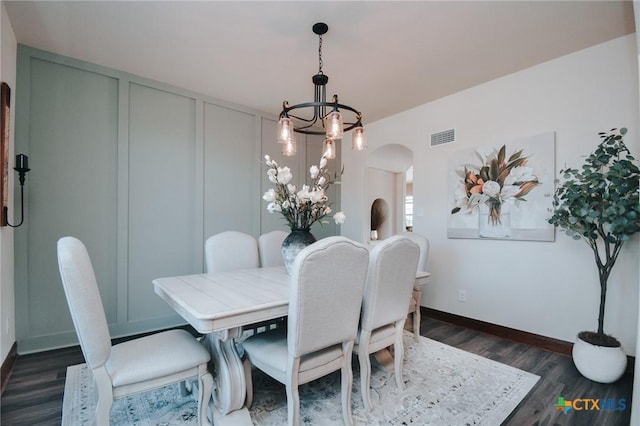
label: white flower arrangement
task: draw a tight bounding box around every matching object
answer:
[263,154,345,230]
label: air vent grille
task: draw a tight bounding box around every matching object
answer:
[430,128,455,147]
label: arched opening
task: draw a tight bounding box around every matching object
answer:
[366,144,413,240]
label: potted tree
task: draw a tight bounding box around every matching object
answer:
[549,127,640,383]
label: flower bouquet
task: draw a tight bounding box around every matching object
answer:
[262,154,345,273]
[262,154,345,230]
[451,145,539,232]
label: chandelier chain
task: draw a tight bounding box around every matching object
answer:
[318,33,323,75]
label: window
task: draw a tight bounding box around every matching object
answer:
[405,195,413,230]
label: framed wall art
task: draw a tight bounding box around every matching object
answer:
[447,132,555,241]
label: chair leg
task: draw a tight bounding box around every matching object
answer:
[92,368,113,426]
[341,341,355,426]
[286,358,301,426]
[413,304,421,341]
[285,383,300,426]
[394,321,406,391]
[198,369,214,426]
[94,397,112,426]
[179,380,190,397]
[358,333,373,411]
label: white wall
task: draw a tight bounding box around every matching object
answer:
[0,2,17,364]
[343,34,640,354]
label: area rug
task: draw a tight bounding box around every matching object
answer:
[62,332,539,425]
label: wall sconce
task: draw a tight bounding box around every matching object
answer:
[3,154,30,227]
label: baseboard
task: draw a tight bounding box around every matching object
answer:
[421,307,635,375]
[1,342,17,395]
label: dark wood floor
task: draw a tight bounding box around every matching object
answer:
[0,315,633,425]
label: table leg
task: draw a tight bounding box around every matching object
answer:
[201,328,253,425]
[412,289,421,340]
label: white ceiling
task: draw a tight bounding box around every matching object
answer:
[4,1,636,125]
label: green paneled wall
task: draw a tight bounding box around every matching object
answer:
[13,46,270,353]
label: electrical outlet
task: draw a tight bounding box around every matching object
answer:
[458,290,467,302]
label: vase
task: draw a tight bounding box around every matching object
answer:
[478,202,511,238]
[281,228,317,275]
[572,334,627,383]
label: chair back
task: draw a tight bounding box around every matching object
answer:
[288,236,369,357]
[361,235,420,332]
[401,231,429,272]
[204,231,259,273]
[258,230,288,267]
[57,236,112,370]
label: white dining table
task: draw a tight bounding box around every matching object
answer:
[153,266,290,425]
[153,265,431,425]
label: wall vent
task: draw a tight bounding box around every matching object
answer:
[430,128,455,147]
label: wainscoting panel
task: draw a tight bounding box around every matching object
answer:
[127,83,198,322]
[203,103,258,239]
[15,55,119,343]
[13,46,276,353]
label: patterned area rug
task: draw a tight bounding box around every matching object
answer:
[62,333,539,425]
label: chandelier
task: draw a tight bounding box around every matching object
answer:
[277,22,366,158]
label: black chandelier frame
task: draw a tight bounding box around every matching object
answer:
[278,22,363,136]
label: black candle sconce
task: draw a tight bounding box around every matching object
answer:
[3,154,30,227]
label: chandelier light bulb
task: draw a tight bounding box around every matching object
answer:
[324,138,336,159]
[277,117,294,144]
[352,125,367,150]
[282,139,297,156]
[325,110,344,140]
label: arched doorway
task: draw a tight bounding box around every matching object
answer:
[366,144,413,240]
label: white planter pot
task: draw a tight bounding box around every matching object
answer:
[572,334,627,383]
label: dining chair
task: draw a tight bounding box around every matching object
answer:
[258,230,289,267]
[206,230,281,335]
[204,230,260,273]
[57,236,213,426]
[242,236,369,426]
[400,231,430,339]
[356,235,420,411]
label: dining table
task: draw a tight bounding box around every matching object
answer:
[153,266,289,425]
[153,265,431,425]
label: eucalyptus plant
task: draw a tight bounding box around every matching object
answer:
[549,128,639,345]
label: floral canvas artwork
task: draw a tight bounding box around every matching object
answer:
[447,132,555,241]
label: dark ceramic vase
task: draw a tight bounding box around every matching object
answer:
[281,228,317,275]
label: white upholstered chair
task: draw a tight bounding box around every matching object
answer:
[401,231,429,272]
[356,235,420,411]
[204,230,260,273]
[400,231,430,339]
[242,236,369,425]
[57,236,213,426]
[205,231,278,334]
[258,230,289,267]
